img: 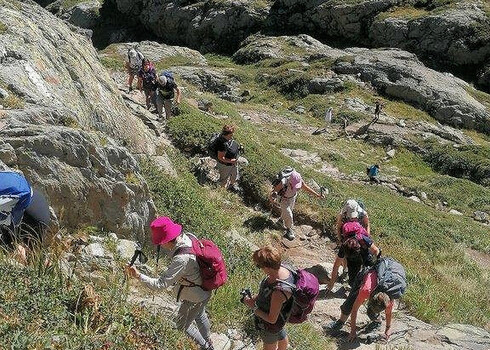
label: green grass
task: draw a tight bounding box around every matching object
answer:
[0,245,191,349]
[377,6,429,20]
[0,21,7,35]
[99,55,124,71]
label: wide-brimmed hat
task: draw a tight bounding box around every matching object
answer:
[289,170,303,189]
[343,199,360,219]
[150,216,182,245]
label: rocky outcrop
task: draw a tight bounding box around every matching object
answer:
[233,34,345,64]
[112,0,270,54]
[0,1,158,237]
[103,41,208,68]
[369,3,490,70]
[264,0,489,82]
[333,48,490,133]
[47,0,102,30]
[265,0,402,42]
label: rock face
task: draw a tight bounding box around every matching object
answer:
[265,0,402,42]
[0,1,157,238]
[369,3,490,70]
[333,48,490,133]
[113,0,270,53]
[55,0,102,30]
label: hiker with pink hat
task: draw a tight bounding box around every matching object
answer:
[270,167,325,241]
[125,216,215,350]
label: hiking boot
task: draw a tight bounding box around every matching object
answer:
[364,321,382,333]
[323,320,344,332]
[284,228,295,241]
[128,86,133,92]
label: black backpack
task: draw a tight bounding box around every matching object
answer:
[208,133,221,159]
[272,167,294,196]
[371,257,407,299]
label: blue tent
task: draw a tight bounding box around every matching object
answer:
[0,171,33,227]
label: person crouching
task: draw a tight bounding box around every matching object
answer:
[125,216,214,350]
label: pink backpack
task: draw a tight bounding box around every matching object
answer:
[175,235,228,291]
[279,267,320,324]
[341,221,369,240]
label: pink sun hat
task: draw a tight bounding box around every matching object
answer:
[289,170,303,189]
[150,216,182,245]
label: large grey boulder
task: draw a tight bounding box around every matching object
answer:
[0,112,155,239]
[233,34,345,64]
[172,66,242,101]
[113,0,269,53]
[105,41,208,68]
[0,1,157,238]
[369,3,490,69]
[61,1,102,30]
[333,48,490,133]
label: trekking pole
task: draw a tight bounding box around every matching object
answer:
[122,242,147,286]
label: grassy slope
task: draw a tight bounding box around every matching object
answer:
[161,50,490,329]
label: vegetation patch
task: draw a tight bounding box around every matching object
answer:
[0,21,7,35]
[422,139,490,186]
[377,6,429,20]
[0,247,190,349]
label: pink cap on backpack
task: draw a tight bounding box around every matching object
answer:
[289,171,303,189]
[150,216,182,245]
[341,221,368,240]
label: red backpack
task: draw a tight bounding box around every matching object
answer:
[174,234,228,291]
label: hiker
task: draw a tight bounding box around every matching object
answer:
[137,58,157,110]
[367,164,380,184]
[125,217,215,350]
[270,167,324,241]
[242,246,294,350]
[325,107,333,125]
[373,100,383,122]
[155,71,181,121]
[335,199,370,244]
[125,48,144,92]
[214,125,242,191]
[327,224,380,291]
[325,257,407,342]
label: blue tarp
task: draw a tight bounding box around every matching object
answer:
[0,171,33,226]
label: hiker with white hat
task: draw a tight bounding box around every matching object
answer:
[270,167,325,241]
[328,199,376,291]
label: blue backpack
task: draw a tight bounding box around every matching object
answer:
[0,171,32,227]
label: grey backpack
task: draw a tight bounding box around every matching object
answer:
[372,257,407,299]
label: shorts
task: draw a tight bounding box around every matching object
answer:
[260,328,287,344]
[129,66,139,75]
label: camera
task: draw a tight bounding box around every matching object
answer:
[240,288,252,303]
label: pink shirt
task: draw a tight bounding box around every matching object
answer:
[358,271,394,311]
